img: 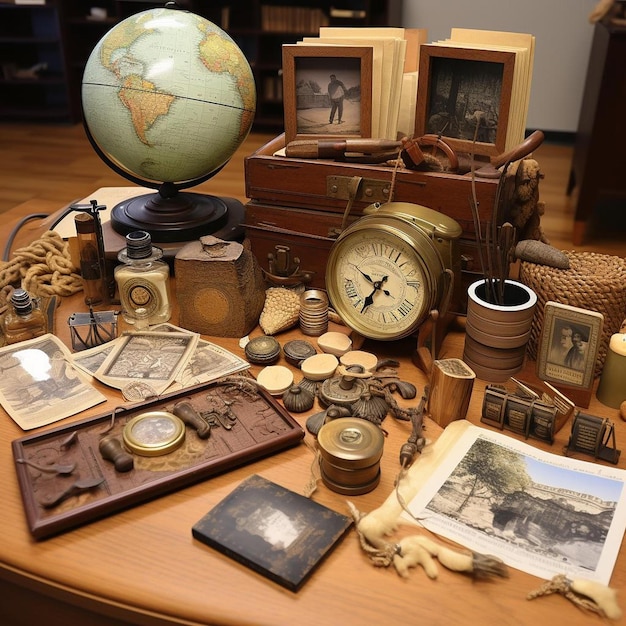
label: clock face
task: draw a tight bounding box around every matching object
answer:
[326,227,433,340]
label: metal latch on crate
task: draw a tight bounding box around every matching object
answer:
[326,175,391,204]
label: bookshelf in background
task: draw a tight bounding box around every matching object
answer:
[0,0,396,129]
[0,1,74,122]
[214,0,397,131]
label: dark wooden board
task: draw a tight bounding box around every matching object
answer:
[12,379,305,540]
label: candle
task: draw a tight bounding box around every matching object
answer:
[597,332,626,409]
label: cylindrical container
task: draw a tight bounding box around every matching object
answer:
[317,418,384,495]
[299,289,329,336]
[597,332,626,408]
[463,279,537,382]
[75,212,106,305]
[115,230,172,326]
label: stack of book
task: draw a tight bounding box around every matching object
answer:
[261,5,329,34]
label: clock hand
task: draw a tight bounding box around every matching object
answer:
[380,276,392,298]
[361,288,376,313]
[360,276,390,313]
[350,263,374,284]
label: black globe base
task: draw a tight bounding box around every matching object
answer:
[110,191,245,243]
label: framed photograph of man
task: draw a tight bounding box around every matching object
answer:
[282,44,373,144]
[537,301,604,392]
[414,44,515,157]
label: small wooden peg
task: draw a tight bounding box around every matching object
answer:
[99,435,134,472]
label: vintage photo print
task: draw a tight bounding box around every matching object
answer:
[537,301,604,390]
[404,423,626,584]
[415,44,515,156]
[0,334,106,429]
[282,44,372,143]
[94,331,199,394]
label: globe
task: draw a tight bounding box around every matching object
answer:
[81,3,256,242]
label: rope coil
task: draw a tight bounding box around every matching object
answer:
[0,231,82,308]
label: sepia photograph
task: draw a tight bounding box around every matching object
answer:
[415,44,515,156]
[282,44,372,144]
[149,323,250,390]
[94,331,199,394]
[71,338,120,377]
[537,301,604,391]
[0,334,106,429]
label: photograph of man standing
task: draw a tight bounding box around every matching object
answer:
[328,74,347,124]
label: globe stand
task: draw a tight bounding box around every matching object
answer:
[110,181,243,244]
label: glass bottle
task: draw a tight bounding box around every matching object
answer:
[114,231,172,326]
[2,288,47,344]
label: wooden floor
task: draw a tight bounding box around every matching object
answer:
[0,122,624,258]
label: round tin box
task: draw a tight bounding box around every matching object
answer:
[244,335,281,364]
[316,417,384,495]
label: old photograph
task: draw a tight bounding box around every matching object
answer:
[171,338,249,390]
[294,58,363,136]
[71,338,121,377]
[94,331,199,394]
[282,44,372,143]
[425,56,503,144]
[537,301,604,390]
[415,44,515,156]
[148,324,249,390]
[0,334,106,429]
[405,424,626,584]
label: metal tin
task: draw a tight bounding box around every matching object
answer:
[316,418,384,495]
[123,411,186,456]
[282,339,317,367]
[244,335,281,364]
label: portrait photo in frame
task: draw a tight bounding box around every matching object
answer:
[537,301,604,393]
[282,44,373,144]
[414,44,515,157]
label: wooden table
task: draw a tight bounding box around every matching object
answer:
[1,197,625,626]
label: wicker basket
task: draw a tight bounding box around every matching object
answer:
[518,251,626,377]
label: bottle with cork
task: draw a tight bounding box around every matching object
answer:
[2,288,47,344]
[114,230,172,326]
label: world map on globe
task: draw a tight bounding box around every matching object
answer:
[82,6,256,186]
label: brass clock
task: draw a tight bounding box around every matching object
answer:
[325,202,462,341]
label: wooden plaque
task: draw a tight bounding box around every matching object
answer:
[12,379,305,540]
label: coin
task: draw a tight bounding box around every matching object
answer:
[122,381,159,402]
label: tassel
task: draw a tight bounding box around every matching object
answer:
[528,574,622,620]
[570,578,622,621]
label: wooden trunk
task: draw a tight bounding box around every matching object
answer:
[244,134,501,313]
